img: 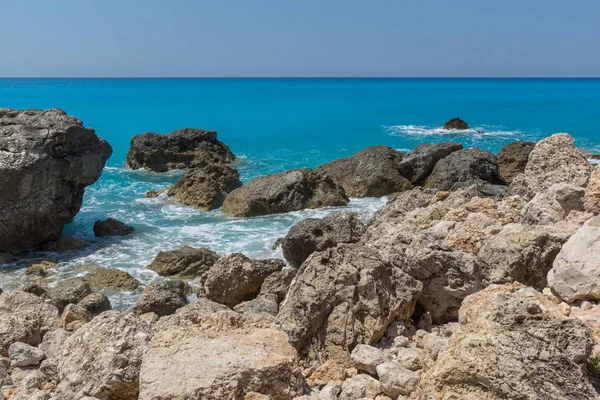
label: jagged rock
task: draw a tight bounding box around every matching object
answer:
[93,218,134,237]
[394,347,421,371]
[282,212,365,268]
[39,329,71,361]
[398,142,463,184]
[522,183,586,225]
[133,280,187,317]
[350,344,386,374]
[277,244,422,363]
[585,164,600,215]
[21,284,46,298]
[424,148,504,191]
[376,361,420,398]
[233,293,279,316]
[222,168,348,217]
[126,128,235,172]
[162,164,242,211]
[78,293,111,316]
[202,254,285,307]
[8,343,44,367]
[146,245,220,278]
[496,140,535,184]
[0,108,111,253]
[443,117,469,130]
[510,133,592,200]
[339,374,382,400]
[48,278,91,311]
[171,298,230,324]
[83,266,140,291]
[19,370,46,390]
[547,216,600,302]
[54,311,152,400]
[260,269,298,303]
[60,304,90,332]
[420,283,597,399]
[315,145,413,197]
[25,261,56,277]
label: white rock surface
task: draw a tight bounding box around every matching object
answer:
[8,342,44,367]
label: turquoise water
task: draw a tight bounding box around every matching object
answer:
[1,78,600,308]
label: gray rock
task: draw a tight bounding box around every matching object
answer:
[376,361,420,398]
[350,344,386,374]
[8,343,44,367]
[394,348,421,371]
[93,218,134,237]
[260,268,298,303]
[78,293,111,317]
[60,303,90,332]
[496,140,535,185]
[443,117,469,130]
[146,245,220,278]
[398,142,463,184]
[232,293,279,315]
[21,284,46,298]
[48,278,92,312]
[134,280,187,317]
[339,374,382,400]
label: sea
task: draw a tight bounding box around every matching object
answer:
[1,78,600,309]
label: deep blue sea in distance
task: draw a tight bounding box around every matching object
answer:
[1,78,600,308]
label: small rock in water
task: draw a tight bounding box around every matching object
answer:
[93,218,134,237]
[443,117,470,130]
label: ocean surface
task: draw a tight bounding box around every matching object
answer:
[1,78,600,309]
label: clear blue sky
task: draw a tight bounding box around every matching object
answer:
[2,0,599,77]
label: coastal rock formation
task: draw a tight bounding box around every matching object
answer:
[126,128,235,172]
[161,164,242,211]
[442,117,469,130]
[93,218,134,237]
[260,269,298,303]
[222,169,348,217]
[521,183,586,225]
[585,164,600,214]
[510,133,592,200]
[134,280,187,317]
[397,142,463,184]
[146,245,220,278]
[496,140,535,184]
[0,108,112,253]
[48,278,92,311]
[315,145,412,197]
[424,148,504,190]
[83,266,141,291]
[78,293,111,316]
[282,212,365,268]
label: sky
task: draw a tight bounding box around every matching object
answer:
[1,0,599,78]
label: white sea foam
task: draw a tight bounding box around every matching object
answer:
[385,124,520,138]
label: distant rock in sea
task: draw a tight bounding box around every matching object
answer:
[443,117,470,130]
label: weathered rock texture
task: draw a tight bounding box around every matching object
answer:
[443,117,469,130]
[496,140,535,184]
[0,108,112,253]
[126,128,235,172]
[83,266,140,291]
[146,245,220,278]
[93,218,134,237]
[222,169,348,217]
[397,142,463,184]
[134,280,187,317]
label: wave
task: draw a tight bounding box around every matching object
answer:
[385,124,521,138]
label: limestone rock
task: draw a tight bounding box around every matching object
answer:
[223,169,348,217]
[443,117,469,130]
[48,278,91,311]
[376,361,420,398]
[233,293,279,316]
[146,245,220,278]
[350,344,385,375]
[8,343,44,367]
[585,164,600,215]
[60,304,90,332]
[77,293,111,316]
[398,142,463,184]
[339,374,382,400]
[522,183,586,225]
[496,140,535,185]
[0,108,111,253]
[83,266,140,291]
[315,145,412,197]
[282,212,365,268]
[260,269,298,303]
[21,284,46,298]
[394,347,421,371]
[134,280,187,317]
[25,261,56,277]
[92,218,134,237]
[126,128,235,172]
[39,328,70,361]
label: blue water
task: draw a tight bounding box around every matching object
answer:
[1,78,600,308]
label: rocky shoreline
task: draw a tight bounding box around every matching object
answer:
[2,109,600,399]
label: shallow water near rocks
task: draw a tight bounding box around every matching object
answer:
[2,78,600,309]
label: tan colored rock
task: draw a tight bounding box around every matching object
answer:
[585,164,600,214]
[133,280,187,317]
[339,374,382,400]
[306,360,347,389]
[24,261,56,277]
[60,304,90,332]
[83,266,140,291]
[376,361,420,398]
[260,269,297,303]
[146,245,220,278]
[350,344,386,375]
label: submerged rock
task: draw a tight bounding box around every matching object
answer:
[222,168,348,217]
[315,145,412,197]
[0,108,112,254]
[126,128,235,172]
[442,117,469,130]
[146,245,220,278]
[93,218,134,237]
[397,142,463,184]
[496,140,535,185]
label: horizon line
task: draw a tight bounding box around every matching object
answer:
[1,76,600,80]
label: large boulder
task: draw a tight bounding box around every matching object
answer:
[424,148,504,191]
[54,311,152,399]
[510,133,592,200]
[0,108,112,253]
[222,168,348,217]
[202,254,285,307]
[260,269,298,303]
[83,266,141,291]
[277,244,422,363]
[443,117,469,130]
[282,212,365,268]
[397,142,463,184]
[315,145,412,197]
[126,128,235,172]
[496,140,535,185]
[134,280,188,317]
[421,283,598,399]
[160,164,242,211]
[146,245,220,278]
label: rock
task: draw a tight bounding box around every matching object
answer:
[245,393,271,400]
[522,183,586,225]
[278,244,422,363]
[77,293,111,316]
[376,361,420,398]
[350,344,385,375]
[146,245,220,278]
[126,127,235,172]
[585,164,600,215]
[163,164,243,211]
[0,253,13,265]
[306,360,347,388]
[420,283,597,399]
[202,254,285,307]
[92,218,134,237]
[443,117,469,130]
[54,311,152,400]
[424,148,504,191]
[39,329,70,361]
[39,236,88,252]
[222,168,348,217]
[83,266,140,291]
[339,374,381,400]
[8,343,44,367]
[60,304,90,332]
[21,284,46,298]
[394,348,421,371]
[48,278,91,311]
[496,140,535,185]
[171,298,229,323]
[510,133,592,200]
[260,269,298,303]
[547,216,600,302]
[398,142,463,184]
[233,293,279,315]
[133,280,187,317]
[315,145,413,197]
[19,370,46,390]
[0,108,112,253]
[282,212,365,268]
[25,261,56,277]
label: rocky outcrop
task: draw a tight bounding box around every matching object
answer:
[93,218,134,237]
[202,254,285,307]
[496,140,535,184]
[78,293,111,316]
[83,266,140,291]
[134,280,187,317]
[424,148,504,190]
[146,245,220,278]
[126,128,235,172]
[521,183,586,225]
[48,278,92,311]
[0,108,112,253]
[510,133,592,200]
[585,164,600,214]
[260,269,298,303]
[442,117,469,130]
[398,142,463,184]
[282,212,365,268]
[222,169,348,217]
